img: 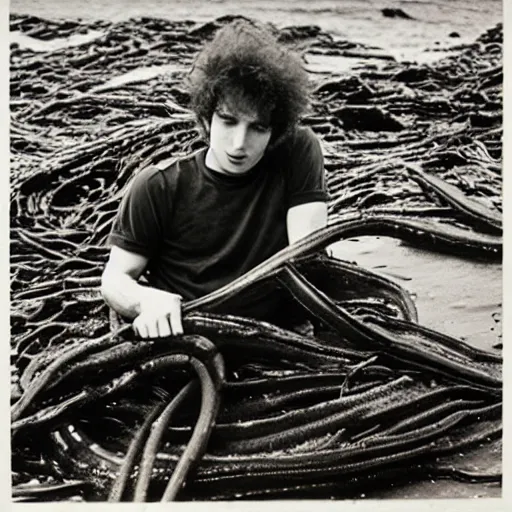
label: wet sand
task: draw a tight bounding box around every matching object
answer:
[331,236,502,498]
[331,237,501,352]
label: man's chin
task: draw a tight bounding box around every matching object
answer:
[222,162,253,175]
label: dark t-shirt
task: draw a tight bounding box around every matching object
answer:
[108,126,327,320]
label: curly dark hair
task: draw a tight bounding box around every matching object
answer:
[185,20,310,146]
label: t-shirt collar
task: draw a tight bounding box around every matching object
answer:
[197,148,268,186]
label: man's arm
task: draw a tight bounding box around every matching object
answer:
[286,201,328,245]
[101,246,183,338]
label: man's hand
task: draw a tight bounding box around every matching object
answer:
[101,246,184,338]
[133,288,184,338]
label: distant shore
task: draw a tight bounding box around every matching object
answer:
[10,0,502,63]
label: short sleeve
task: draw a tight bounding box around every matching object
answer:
[107,166,169,257]
[286,127,329,208]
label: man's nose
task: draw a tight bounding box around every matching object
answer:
[232,125,249,151]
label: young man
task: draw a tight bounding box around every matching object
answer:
[101,20,328,338]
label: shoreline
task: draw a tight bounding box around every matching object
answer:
[9,0,503,64]
[10,13,499,76]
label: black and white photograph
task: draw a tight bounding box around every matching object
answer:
[9,0,505,505]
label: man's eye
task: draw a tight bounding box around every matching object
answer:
[253,124,270,133]
[218,113,236,124]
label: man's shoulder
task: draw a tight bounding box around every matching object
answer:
[129,152,202,196]
[152,151,200,173]
[139,151,203,183]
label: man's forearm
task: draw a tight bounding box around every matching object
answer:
[287,201,328,245]
[101,271,146,320]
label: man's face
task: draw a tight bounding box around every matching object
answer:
[204,100,272,175]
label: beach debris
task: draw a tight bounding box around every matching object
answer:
[381,8,415,20]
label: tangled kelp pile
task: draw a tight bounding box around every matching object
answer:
[10,14,502,502]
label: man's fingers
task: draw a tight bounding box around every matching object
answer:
[170,317,183,335]
[169,295,183,335]
[133,314,178,338]
[169,304,183,336]
[133,315,159,338]
[133,318,149,339]
[157,316,172,338]
[133,294,183,338]
[146,320,159,339]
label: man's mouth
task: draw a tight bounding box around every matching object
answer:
[227,153,247,165]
